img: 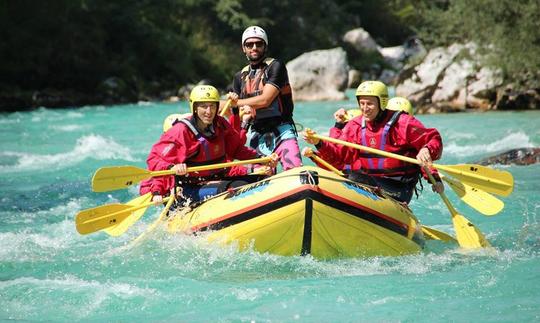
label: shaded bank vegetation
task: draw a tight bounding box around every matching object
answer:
[414,0,540,87]
[0,0,538,111]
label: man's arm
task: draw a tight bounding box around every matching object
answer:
[237,83,279,109]
[235,60,286,109]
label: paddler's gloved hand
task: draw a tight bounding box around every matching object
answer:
[301,147,314,158]
[416,147,433,167]
[171,163,188,176]
[227,92,239,106]
[253,165,274,176]
[333,108,347,126]
[152,194,163,205]
[432,180,444,194]
[302,128,320,146]
[267,153,279,169]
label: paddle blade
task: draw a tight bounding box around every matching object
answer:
[442,175,504,216]
[104,193,153,236]
[438,164,514,197]
[92,166,151,192]
[76,203,134,235]
[421,225,456,243]
[451,212,491,248]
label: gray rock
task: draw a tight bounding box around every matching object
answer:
[477,148,540,166]
[396,43,504,112]
[287,47,349,101]
[347,69,361,88]
[343,28,379,52]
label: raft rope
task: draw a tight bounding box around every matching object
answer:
[305,170,318,188]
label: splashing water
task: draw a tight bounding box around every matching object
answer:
[0,104,539,321]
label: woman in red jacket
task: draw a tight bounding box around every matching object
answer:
[144,85,274,204]
[303,81,444,204]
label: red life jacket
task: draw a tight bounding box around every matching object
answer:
[178,117,227,179]
[353,111,420,181]
[239,58,294,124]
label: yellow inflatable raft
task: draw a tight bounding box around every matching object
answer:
[167,166,425,259]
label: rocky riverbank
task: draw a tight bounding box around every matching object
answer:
[285,28,540,112]
[2,27,538,112]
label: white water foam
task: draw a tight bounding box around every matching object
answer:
[0,275,156,297]
[0,134,137,173]
[49,124,86,132]
[0,275,158,319]
[29,108,84,122]
[444,131,535,158]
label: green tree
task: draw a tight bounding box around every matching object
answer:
[414,0,540,82]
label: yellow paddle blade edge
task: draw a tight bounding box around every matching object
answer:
[442,175,504,216]
[421,225,457,243]
[104,193,153,236]
[75,197,170,235]
[437,164,514,197]
[92,165,155,192]
[451,213,491,248]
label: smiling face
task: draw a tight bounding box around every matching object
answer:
[357,96,380,122]
[242,37,266,62]
[194,102,217,126]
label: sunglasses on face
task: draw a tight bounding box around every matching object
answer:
[244,41,265,49]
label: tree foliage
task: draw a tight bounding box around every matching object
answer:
[6,0,537,108]
[413,0,540,81]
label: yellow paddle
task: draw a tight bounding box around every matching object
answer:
[129,195,176,247]
[219,99,232,117]
[308,132,514,197]
[441,174,504,216]
[304,148,458,244]
[103,192,153,236]
[343,109,362,122]
[303,147,344,176]
[425,167,491,248]
[91,155,274,192]
[76,196,172,235]
[421,226,457,242]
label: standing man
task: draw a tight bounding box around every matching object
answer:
[227,26,302,171]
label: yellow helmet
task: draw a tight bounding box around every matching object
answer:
[355,81,389,110]
[162,113,191,132]
[345,109,362,121]
[387,97,414,115]
[189,85,220,113]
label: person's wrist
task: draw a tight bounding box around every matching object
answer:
[334,122,345,129]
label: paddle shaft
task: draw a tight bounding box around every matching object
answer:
[312,134,510,188]
[84,197,171,225]
[309,154,344,176]
[424,166,490,248]
[129,195,175,246]
[150,156,273,178]
[219,99,232,117]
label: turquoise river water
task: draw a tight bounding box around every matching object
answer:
[1,97,539,322]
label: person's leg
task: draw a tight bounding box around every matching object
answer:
[274,138,303,170]
[374,177,416,204]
